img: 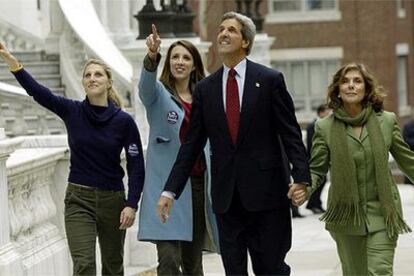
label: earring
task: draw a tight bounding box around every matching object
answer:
[337,94,341,98]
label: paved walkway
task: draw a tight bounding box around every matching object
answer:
[201,183,414,275]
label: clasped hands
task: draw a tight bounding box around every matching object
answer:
[287,183,308,206]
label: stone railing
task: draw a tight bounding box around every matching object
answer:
[0,82,66,137]
[0,133,70,275]
[58,0,133,106]
[0,132,156,275]
[0,17,44,52]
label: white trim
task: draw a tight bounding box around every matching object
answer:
[0,82,27,97]
[396,43,409,56]
[399,105,411,117]
[266,10,341,24]
[398,9,406,18]
[58,0,132,85]
[271,47,343,61]
[396,0,406,19]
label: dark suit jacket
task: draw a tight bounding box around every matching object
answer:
[306,119,317,156]
[165,59,311,214]
[403,120,414,151]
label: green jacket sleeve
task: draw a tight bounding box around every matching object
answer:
[389,113,414,183]
[309,119,330,197]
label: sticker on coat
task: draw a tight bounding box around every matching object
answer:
[128,143,140,156]
[167,111,179,124]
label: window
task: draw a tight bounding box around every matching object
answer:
[272,0,335,11]
[272,59,339,116]
[271,47,342,121]
[396,0,406,18]
[267,0,340,23]
[396,43,410,116]
[398,56,409,114]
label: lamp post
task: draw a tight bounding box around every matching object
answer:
[235,0,264,32]
[174,0,195,37]
[134,0,175,39]
[135,0,195,39]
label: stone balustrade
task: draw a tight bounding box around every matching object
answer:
[0,132,156,275]
[0,17,44,52]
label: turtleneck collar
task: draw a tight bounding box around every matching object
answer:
[82,97,120,125]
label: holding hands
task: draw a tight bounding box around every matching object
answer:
[288,183,308,207]
[0,42,20,71]
[146,24,161,61]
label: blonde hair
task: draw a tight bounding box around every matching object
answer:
[82,59,124,108]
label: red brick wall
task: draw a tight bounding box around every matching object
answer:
[192,0,414,119]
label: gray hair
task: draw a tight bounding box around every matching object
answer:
[221,11,256,55]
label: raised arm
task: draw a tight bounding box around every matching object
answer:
[0,42,21,71]
[0,42,73,119]
[138,24,164,106]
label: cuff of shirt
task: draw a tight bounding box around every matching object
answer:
[10,64,23,73]
[143,53,161,72]
[161,191,176,200]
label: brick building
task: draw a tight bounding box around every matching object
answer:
[195,0,414,124]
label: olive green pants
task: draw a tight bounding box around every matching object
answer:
[156,176,206,276]
[330,230,397,276]
[64,183,126,276]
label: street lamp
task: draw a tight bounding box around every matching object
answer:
[134,0,195,39]
[234,0,264,32]
[134,0,175,39]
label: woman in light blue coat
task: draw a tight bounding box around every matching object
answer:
[137,25,218,276]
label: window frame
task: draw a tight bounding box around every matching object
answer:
[270,47,342,122]
[396,43,410,116]
[266,0,341,23]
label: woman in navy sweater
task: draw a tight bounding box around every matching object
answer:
[0,42,145,276]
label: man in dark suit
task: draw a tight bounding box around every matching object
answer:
[403,107,414,185]
[157,11,310,275]
[305,104,331,214]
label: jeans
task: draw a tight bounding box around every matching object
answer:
[156,175,206,276]
[64,183,126,276]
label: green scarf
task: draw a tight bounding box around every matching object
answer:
[320,105,411,238]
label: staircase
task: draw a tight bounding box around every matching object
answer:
[0,50,66,137]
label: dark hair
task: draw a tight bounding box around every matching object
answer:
[159,40,205,97]
[221,11,256,55]
[316,104,329,115]
[327,63,385,112]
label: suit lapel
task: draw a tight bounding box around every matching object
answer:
[208,68,234,145]
[236,60,261,146]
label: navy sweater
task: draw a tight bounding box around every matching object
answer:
[13,69,145,209]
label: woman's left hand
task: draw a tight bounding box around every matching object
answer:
[119,206,136,230]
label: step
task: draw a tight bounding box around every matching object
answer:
[12,51,44,62]
[0,74,62,88]
[0,61,60,76]
[48,127,65,135]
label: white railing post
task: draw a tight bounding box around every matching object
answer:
[0,129,23,276]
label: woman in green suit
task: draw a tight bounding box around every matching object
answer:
[307,63,412,275]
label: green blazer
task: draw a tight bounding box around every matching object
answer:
[310,111,414,235]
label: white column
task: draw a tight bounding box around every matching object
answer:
[106,0,135,46]
[0,130,23,276]
[45,0,65,53]
[249,33,276,68]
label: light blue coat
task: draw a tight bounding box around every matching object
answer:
[137,67,218,251]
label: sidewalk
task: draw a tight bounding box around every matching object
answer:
[201,183,414,275]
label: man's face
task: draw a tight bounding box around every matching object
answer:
[217,18,249,57]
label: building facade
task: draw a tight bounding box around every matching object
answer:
[200,0,414,123]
